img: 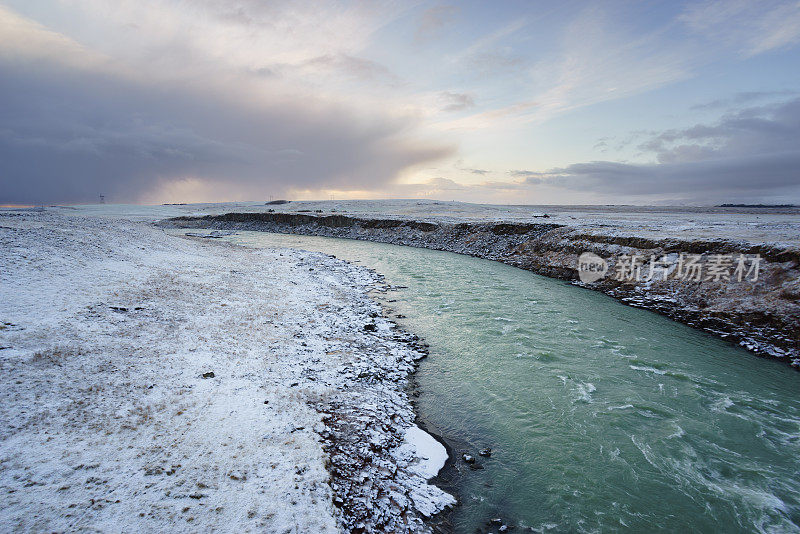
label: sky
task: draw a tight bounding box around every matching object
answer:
[1,0,800,206]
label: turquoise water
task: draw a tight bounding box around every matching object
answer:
[207,230,800,533]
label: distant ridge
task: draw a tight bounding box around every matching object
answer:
[716,204,797,208]
[265,199,290,205]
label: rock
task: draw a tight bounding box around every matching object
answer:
[363,323,377,332]
[479,447,492,457]
[462,454,475,464]
[486,519,509,532]
[201,371,215,379]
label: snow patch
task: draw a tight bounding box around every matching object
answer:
[398,425,448,480]
[391,426,455,517]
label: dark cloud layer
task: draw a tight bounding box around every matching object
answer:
[515,97,800,202]
[642,97,800,163]
[0,60,452,204]
[522,153,800,194]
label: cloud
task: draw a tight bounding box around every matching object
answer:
[680,0,800,57]
[508,170,541,179]
[437,5,697,131]
[415,5,459,42]
[511,97,800,202]
[436,2,800,133]
[0,4,453,204]
[689,90,797,111]
[299,54,400,84]
[425,177,469,191]
[639,97,800,163]
[520,153,800,197]
[593,137,610,152]
[524,6,697,122]
[3,1,799,206]
[439,91,475,112]
[0,5,107,69]
[437,100,539,131]
[0,61,453,204]
[448,18,528,77]
[388,176,531,202]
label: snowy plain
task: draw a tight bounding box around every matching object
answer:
[62,200,800,249]
[0,210,453,532]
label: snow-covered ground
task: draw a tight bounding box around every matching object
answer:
[261,200,800,248]
[0,211,452,532]
[47,199,800,249]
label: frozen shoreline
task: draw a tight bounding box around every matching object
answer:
[0,211,453,532]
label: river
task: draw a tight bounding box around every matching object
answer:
[198,229,799,533]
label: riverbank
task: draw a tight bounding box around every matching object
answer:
[0,211,453,531]
[162,207,800,368]
[202,228,800,532]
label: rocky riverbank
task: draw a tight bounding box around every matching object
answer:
[162,211,800,368]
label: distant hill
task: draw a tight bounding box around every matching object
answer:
[717,203,797,208]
